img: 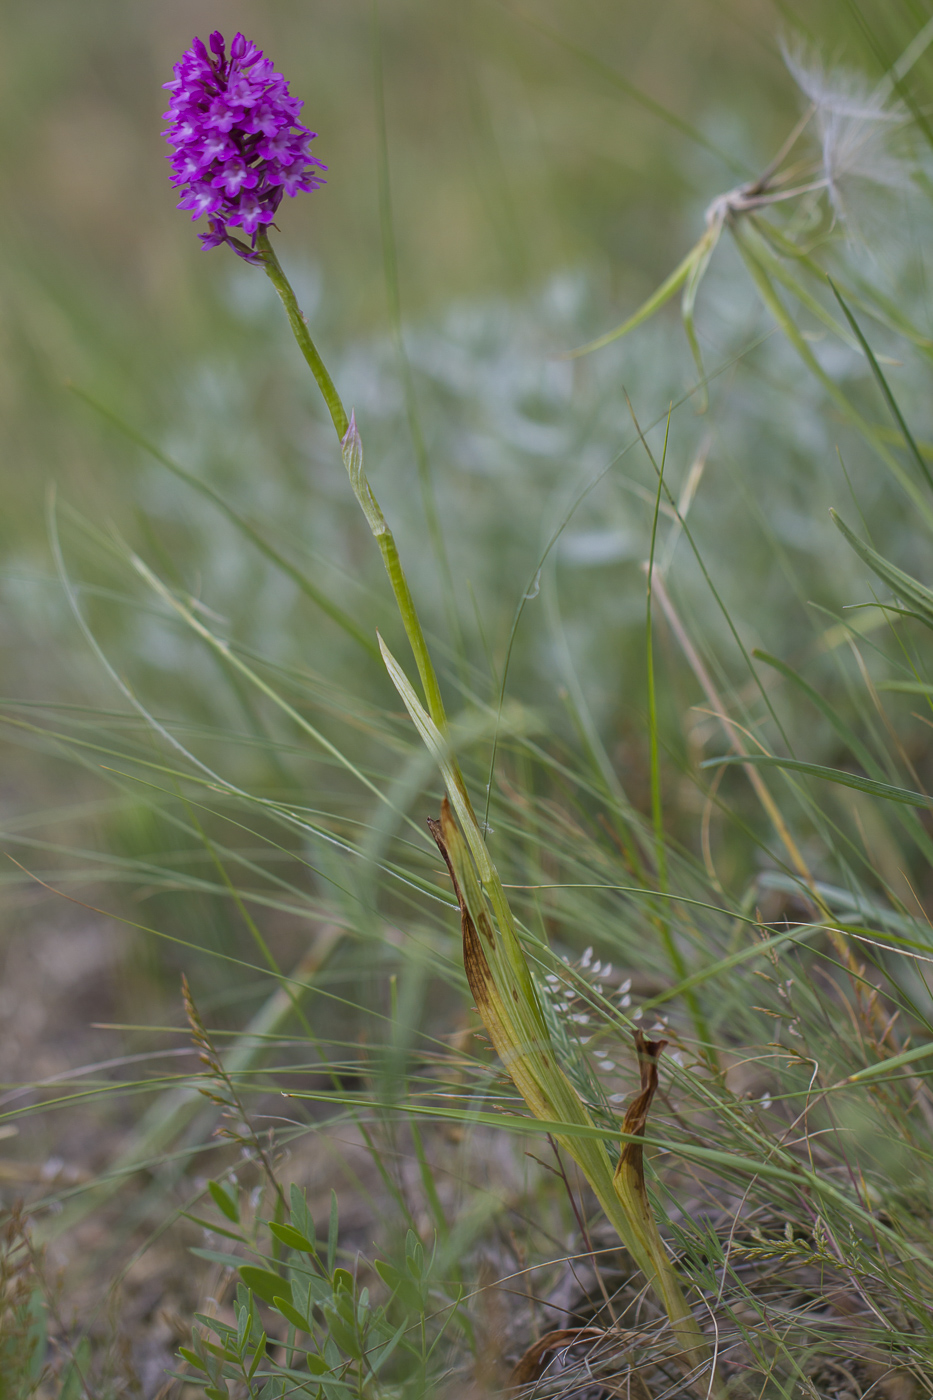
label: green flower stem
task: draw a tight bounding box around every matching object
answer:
[379,534,447,726]
[340,413,449,732]
[258,232,452,746]
[258,230,349,441]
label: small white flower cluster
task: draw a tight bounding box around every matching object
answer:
[544,947,693,1110]
[549,945,622,1029]
[548,946,675,1038]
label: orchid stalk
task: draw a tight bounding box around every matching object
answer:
[164,29,717,1389]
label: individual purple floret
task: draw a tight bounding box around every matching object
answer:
[163,31,326,261]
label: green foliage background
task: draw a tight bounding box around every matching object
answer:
[4,1,933,1394]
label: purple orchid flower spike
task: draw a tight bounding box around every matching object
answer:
[163,31,326,261]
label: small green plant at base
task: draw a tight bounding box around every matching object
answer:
[177,1182,448,1398]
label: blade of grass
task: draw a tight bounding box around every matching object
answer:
[831,509,933,631]
[827,277,933,495]
[733,223,933,532]
[566,232,713,359]
[701,753,933,809]
[69,387,379,658]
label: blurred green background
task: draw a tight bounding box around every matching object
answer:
[1,0,926,712]
[0,0,924,1024]
[0,0,928,939]
[0,0,929,922]
[3,0,933,1373]
[0,0,885,545]
[4,7,933,1392]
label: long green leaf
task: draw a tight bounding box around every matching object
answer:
[753,650,880,778]
[379,638,714,1380]
[846,1042,933,1083]
[831,510,933,632]
[70,387,378,657]
[566,233,710,357]
[828,278,933,494]
[681,220,723,409]
[876,680,933,694]
[734,224,933,531]
[701,753,933,808]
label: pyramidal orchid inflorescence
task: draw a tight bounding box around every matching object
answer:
[163,31,325,260]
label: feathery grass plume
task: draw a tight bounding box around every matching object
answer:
[567,21,929,454]
[181,972,286,1210]
[782,40,913,230]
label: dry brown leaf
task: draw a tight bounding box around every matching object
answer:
[509,1326,656,1397]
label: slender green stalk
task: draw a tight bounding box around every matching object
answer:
[258,231,449,737]
[646,415,672,909]
[257,230,349,440]
[340,415,449,738]
[630,404,711,1052]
